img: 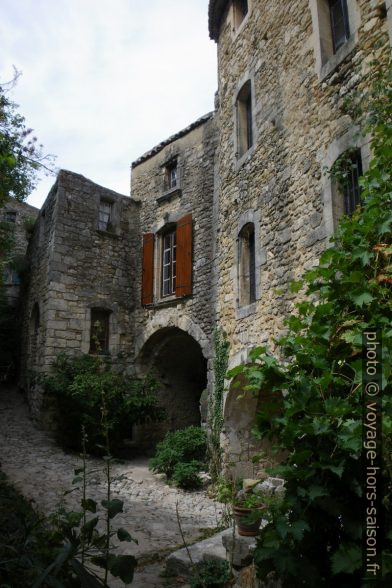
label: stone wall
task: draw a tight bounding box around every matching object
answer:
[21,170,138,419]
[130,114,218,438]
[209,0,390,470]
[1,200,39,304]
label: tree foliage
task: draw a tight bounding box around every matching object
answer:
[0,71,54,206]
[228,61,392,586]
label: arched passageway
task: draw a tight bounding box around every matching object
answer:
[222,374,284,478]
[136,327,207,445]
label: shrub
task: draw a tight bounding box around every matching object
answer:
[42,353,165,455]
[190,559,232,588]
[172,461,203,490]
[149,426,207,488]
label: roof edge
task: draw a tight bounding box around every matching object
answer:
[208,0,229,41]
[131,112,214,168]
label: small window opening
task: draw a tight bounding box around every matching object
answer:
[329,0,350,53]
[239,223,256,306]
[236,81,253,158]
[162,229,177,297]
[342,150,362,216]
[98,200,113,231]
[5,211,17,223]
[166,161,178,190]
[90,309,110,354]
[233,0,248,29]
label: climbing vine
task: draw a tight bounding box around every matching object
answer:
[208,327,229,480]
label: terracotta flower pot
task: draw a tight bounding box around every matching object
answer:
[233,505,265,537]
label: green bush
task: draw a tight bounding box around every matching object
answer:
[149,426,207,488]
[42,353,165,455]
[190,559,231,588]
[172,461,203,490]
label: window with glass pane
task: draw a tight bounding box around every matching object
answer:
[166,162,178,189]
[329,0,350,53]
[343,150,362,216]
[162,230,176,296]
[98,200,112,231]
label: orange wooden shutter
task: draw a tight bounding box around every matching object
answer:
[176,213,193,298]
[141,233,154,305]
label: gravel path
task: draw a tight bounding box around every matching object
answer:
[0,387,224,587]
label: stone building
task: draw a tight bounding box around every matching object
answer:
[21,1,390,466]
[1,199,39,305]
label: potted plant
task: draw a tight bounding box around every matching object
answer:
[233,491,266,537]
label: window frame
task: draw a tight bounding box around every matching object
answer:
[233,0,249,30]
[4,211,17,223]
[161,227,177,298]
[238,222,256,307]
[329,0,350,53]
[236,80,254,160]
[98,199,113,232]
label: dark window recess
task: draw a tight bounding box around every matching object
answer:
[234,0,248,27]
[166,162,178,190]
[90,309,110,354]
[329,0,350,53]
[343,150,362,216]
[5,211,17,223]
[237,80,253,158]
[239,222,256,306]
[98,200,112,231]
[162,230,177,296]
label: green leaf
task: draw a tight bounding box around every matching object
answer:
[289,520,310,541]
[81,498,97,513]
[109,554,137,583]
[331,544,361,575]
[352,292,374,307]
[117,527,136,542]
[101,498,123,519]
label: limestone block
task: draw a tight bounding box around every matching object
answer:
[165,530,228,578]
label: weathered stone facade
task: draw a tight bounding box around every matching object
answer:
[208,0,390,471]
[21,170,138,418]
[1,200,38,304]
[20,1,390,462]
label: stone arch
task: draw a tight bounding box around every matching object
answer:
[135,325,209,445]
[222,369,283,478]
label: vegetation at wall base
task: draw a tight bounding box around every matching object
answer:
[149,426,207,489]
[42,353,165,456]
[227,61,392,586]
[190,559,232,588]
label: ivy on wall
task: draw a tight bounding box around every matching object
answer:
[208,327,229,480]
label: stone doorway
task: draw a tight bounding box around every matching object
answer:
[135,326,208,446]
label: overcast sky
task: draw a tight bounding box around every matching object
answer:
[1,0,217,208]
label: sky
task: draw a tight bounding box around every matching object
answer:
[1,0,218,208]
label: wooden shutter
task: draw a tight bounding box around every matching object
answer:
[141,233,154,305]
[176,213,193,298]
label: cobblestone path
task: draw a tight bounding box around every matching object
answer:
[0,388,224,587]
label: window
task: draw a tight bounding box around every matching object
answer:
[329,0,350,53]
[162,229,177,296]
[236,81,253,159]
[341,150,363,216]
[98,200,113,231]
[238,223,256,306]
[166,161,178,190]
[89,309,110,354]
[141,213,193,305]
[5,211,17,223]
[233,0,248,29]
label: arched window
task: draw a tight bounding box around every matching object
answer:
[332,149,363,227]
[236,81,253,158]
[238,223,256,306]
[233,0,248,30]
